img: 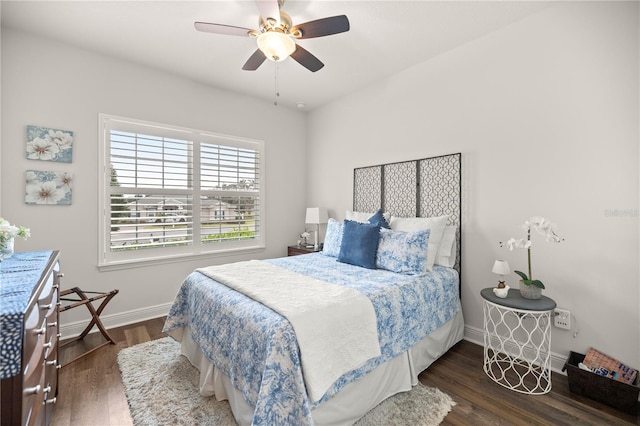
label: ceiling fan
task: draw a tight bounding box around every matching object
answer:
[194,0,350,72]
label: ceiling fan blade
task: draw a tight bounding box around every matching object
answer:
[291,15,350,39]
[194,22,254,37]
[256,0,280,26]
[290,45,324,72]
[242,49,267,71]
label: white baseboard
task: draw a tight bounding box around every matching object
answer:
[464,324,568,375]
[61,307,567,376]
[59,302,172,340]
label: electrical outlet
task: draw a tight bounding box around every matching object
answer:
[554,308,571,330]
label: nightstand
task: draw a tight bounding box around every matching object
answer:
[287,245,317,256]
[481,287,557,395]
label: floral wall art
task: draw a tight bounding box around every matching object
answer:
[25,170,73,205]
[26,125,73,163]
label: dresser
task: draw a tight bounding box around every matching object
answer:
[1,251,61,426]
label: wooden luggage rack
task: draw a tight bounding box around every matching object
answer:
[59,287,119,366]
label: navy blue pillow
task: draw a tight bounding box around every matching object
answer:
[337,220,381,269]
[367,208,391,229]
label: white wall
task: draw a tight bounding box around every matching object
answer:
[1,29,308,329]
[306,1,639,367]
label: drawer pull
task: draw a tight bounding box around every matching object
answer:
[45,397,57,405]
[24,385,41,395]
[57,333,62,338]
[49,321,58,328]
[43,342,52,349]
[35,326,47,335]
[46,359,57,366]
[41,303,53,310]
[53,284,59,289]
[56,364,62,370]
[57,273,64,278]
[43,386,51,394]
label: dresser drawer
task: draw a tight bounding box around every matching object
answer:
[22,350,44,426]
[43,353,58,421]
[38,272,56,314]
[22,307,45,374]
[22,376,45,426]
[22,335,44,389]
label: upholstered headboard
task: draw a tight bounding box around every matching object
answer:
[353,153,462,279]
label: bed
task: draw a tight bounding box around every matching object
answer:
[163,153,463,425]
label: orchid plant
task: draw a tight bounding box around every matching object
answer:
[0,217,30,247]
[501,216,563,289]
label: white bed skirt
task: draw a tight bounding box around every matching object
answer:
[170,302,464,426]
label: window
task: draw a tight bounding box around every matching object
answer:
[98,114,264,268]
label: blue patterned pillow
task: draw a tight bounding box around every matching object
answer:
[321,218,343,257]
[376,228,431,274]
[337,220,381,269]
[367,208,391,229]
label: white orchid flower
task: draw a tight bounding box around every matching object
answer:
[501,217,563,290]
[506,238,522,250]
[524,216,562,242]
[504,238,531,250]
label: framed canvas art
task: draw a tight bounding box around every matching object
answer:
[25,170,73,205]
[26,125,73,163]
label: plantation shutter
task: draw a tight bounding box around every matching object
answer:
[99,114,264,267]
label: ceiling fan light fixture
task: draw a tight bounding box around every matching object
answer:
[257,31,296,62]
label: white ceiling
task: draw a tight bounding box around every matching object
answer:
[1,1,552,110]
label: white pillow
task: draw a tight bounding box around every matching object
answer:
[435,225,457,268]
[346,210,390,223]
[388,215,450,271]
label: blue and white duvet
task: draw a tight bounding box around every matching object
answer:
[163,253,460,425]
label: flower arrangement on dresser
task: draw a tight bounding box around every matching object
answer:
[298,231,311,247]
[501,216,564,299]
[0,217,30,260]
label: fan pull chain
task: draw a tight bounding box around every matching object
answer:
[273,63,280,106]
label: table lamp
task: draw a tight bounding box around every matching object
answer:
[305,207,328,251]
[491,260,511,288]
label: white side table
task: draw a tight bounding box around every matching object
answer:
[481,287,557,395]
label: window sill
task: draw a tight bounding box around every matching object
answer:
[97,245,266,272]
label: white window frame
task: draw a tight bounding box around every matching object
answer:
[98,114,265,270]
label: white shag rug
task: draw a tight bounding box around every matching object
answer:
[117,337,455,426]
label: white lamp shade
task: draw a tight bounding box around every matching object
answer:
[305,207,328,225]
[492,260,511,276]
[257,32,296,62]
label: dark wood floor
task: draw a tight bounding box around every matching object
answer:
[51,318,639,426]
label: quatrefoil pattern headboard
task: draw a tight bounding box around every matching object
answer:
[353,153,462,277]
